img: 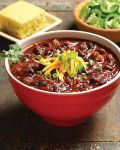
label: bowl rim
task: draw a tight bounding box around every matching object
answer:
[73,0,120,32]
[5,30,120,96]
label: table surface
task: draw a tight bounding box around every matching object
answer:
[0,0,120,149]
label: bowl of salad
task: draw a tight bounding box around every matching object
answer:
[4,30,120,126]
[74,0,120,42]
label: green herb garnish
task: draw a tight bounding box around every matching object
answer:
[45,73,51,80]
[89,59,94,66]
[36,70,42,75]
[64,62,69,70]
[82,73,87,79]
[36,55,41,60]
[58,53,66,62]
[96,65,102,71]
[1,43,23,64]
[70,72,77,78]
[69,51,77,61]
[53,73,59,79]
[76,64,83,73]
[53,52,60,57]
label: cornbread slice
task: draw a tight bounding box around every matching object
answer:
[0,1,47,39]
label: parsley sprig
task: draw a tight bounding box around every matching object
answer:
[0,43,23,64]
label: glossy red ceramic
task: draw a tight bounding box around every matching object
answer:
[5,31,120,126]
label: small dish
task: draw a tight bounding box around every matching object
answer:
[73,0,120,43]
[0,12,62,43]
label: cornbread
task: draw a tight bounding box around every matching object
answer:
[0,1,47,39]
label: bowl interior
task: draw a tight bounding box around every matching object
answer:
[5,30,120,95]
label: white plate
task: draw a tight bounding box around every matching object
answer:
[0,12,62,43]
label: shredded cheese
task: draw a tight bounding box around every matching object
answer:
[37,50,88,82]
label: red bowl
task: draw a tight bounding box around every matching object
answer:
[5,31,120,126]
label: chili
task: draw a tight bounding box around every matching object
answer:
[10,38,120,93]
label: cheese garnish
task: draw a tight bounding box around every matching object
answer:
[37,50,88,82]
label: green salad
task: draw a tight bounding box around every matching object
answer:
[80,0,120,29]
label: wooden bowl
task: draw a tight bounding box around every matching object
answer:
[73,0,120,43]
